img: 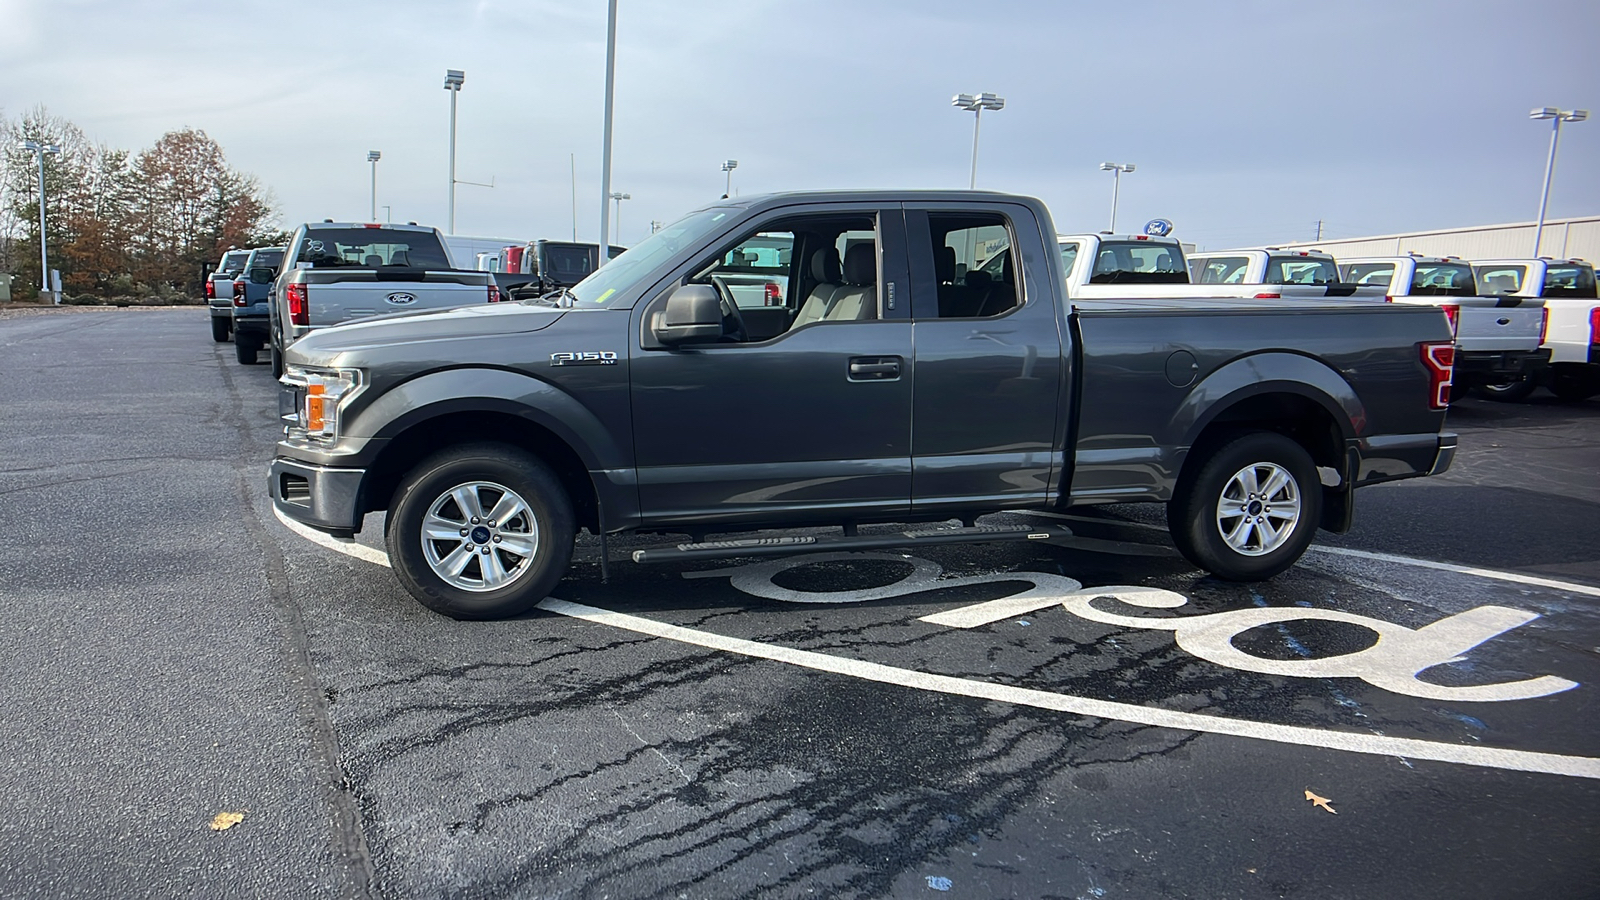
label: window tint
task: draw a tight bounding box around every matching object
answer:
[1089,241,1186,284]
[1474,265,1526,295]
[297,229,452,269]
[1342,262,1396,287]
[1265,257,1337,285]
[924,214,1018,318]
[1543,264,1599,299]
[1409,263,1476,296]
[1195,256,1249,285]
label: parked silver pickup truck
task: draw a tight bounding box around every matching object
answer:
[267,222,502,377]
[206,249,252,342]
[1340,255,1549,399]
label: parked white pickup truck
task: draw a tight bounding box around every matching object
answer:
[267,222,503,378]
[1470,257,1599,402]
[1052,235,1378,301]
[1339,255,1551,400]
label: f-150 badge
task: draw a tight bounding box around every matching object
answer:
[385,292,416,305]
[550,351,619,366]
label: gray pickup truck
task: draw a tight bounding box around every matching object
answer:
[206,249,252,342]
[267,222,501,376]
[270,190,1457,620]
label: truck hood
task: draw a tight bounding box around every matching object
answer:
[289,302,565,357]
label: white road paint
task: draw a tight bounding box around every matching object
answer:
[536,597,1600,781]
[271,508,1600,777]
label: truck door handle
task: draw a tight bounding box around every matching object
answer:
[848,356,901,381]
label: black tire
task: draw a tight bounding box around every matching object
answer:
[1548,365,1600,403]
[235,335,260,365]
[1167,431,1323,581]
[211,315,232,343]
[385,443,575,620]
[270,339,283,379]
[1473,377,1537,403]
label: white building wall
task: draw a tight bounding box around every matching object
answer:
[1270,215,1599,261]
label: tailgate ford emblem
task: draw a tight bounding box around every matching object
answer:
[386,292,417,305]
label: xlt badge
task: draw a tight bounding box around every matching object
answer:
[550,351,619,366]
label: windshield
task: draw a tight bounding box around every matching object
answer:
[565,207,738,307]
[1088,241,1187,284]
[296,228,452,269]
[1543,264,1599,299]
[1265,256,1338,285]
[1409,263,1477,296]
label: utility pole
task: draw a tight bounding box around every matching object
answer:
[21,140,61,300]
[598,0,618,264]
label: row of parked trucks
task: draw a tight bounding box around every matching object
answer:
[195,193,1593,619]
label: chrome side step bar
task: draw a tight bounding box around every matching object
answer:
[630,524,1073,564]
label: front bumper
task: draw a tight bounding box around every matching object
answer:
[269,457,366,536]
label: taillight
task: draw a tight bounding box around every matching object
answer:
[1253,292,1281,299]
[1588,307,1599,342]
[287,283,308,326]
[487,284,505,303]
[1420,342,1455,410]
[764,282,781,306]
[205,280,216,300]
[1540,307,1550,344]
[1383,296,1394,303]
[1441,303,1460,336]
[232,280,247,306]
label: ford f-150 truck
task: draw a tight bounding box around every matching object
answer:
[1470,257,1599,402]
[1046,234,1379,301]
[229,246,285,365]
[206,249,252,342]
[267,222,502,377]
[269,190,1457,620]
[1340,255,1550,400]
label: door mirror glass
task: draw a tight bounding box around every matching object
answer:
[652,284,724,345]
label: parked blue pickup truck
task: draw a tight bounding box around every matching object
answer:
[270,191,1458,620]
[229,246,285,365]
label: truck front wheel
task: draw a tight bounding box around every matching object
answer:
[385,444,575,620]
[1167,432,1322,581]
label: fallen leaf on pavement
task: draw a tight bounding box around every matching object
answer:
[1304,790,1337,814]
[209,812,246,831]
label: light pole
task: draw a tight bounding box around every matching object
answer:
[721,159,738,197]
[1099,162,1135,232]
[444,69,464,234]
[599,0,618,263]
[1530,106,1589,256]
[609,192,631,246]
[951,92,1005,189]
[367,150,381,222]
[21,139,61,300]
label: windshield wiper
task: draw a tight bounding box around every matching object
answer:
[525,287,578,308]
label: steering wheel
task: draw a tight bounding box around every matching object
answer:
[714,281,748,342]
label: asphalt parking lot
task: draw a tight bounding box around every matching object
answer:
[1,306,1596,899]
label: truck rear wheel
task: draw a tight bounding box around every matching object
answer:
[1548,365,1599,403]
[1473,377,1536,403]
[1167,431,1322,581]
[211,316,231,343]
[385,443,575,620]
[235,335,260,365]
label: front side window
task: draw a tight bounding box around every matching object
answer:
[711,233,795,308]
[1543,264,1599,299]
[1474,265,1526,295]
[926,214,1019,318]
[1195,256,1249,284]
[1266,257,1338,285]
[296,229,452,270]
[1342,262,1396,287]
[1409,263,1477,296]
[1089,241,1186,284]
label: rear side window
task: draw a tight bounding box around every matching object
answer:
[1265,257,1337,285]
[1059,242,1080,279]
[1342,262,1395,287]
[1195,256,1249,284]
[924,214,1019,318]
[296,229,452,269]
[1089,241,1187,284]
[1543,265,1599,299]
[1474,265,1526,295]
[1409,264,1476,296]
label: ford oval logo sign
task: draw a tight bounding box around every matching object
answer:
[385,292,417,305]
[1144,218,1174,237]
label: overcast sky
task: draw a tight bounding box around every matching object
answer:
[3,0,1595,250]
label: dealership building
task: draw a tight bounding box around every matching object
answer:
[1274,214,1598,261]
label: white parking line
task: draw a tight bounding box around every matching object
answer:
[538,597,1600,780]
[273,506,392,568]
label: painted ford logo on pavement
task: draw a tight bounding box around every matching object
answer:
[386,292,417,305]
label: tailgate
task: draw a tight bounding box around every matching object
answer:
[307,277,491,326]
[1448,299,1546,351]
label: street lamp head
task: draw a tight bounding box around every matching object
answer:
[444,69,465,90]
[1123,163,1136,173]
[610,191,630,201]
[722,159,738,172]
[1099,162,1115,170]
[977,92,1005,111]
[1565,110,1590,122]
[952,93,977,109]
[367,150,381,162]
[1530,107,1560,120]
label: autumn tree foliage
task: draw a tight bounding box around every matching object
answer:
[0,106,282,300]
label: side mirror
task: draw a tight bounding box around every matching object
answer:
[248,267,276,284]
[651,284,724,345]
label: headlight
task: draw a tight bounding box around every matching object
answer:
[281,365,364,444]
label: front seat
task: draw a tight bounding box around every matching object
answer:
[825,243,877,321]
[792,248,843,328]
